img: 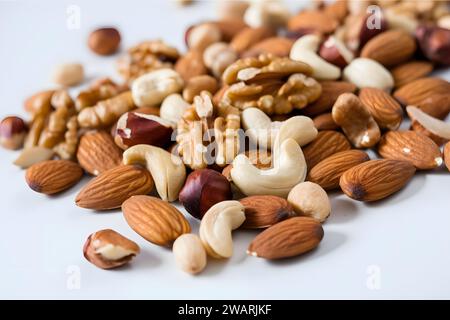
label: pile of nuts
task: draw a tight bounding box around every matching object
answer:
[1,0,450,275]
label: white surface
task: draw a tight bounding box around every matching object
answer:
[1,0,450,300]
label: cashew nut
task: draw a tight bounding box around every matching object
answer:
[122,144,186,202]
[290,34,341,80]
[343,58,394,91]
[272,115,318,153]
[160,94,190,123]
[199,200,246,259]
[230,138,307,197]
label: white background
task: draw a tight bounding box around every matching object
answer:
[0,0,449,299]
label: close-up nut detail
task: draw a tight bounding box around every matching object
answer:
[75,78,128,112]
[343,58,394,91]
[287,182,331,223]
[173,234,207,275]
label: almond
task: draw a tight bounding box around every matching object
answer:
[288,10,338,34]
[378,131,442,170]
[241,37,294,58]
[230,26,275,54]
[360,30,416,67]
[122,195,191,246]
[393,77,450,107]
[239,195,297,229]
[391,61,433,88]
[247,217,324,259]
[339,159,416,202]
[444,142,450,172]
[307,150,370,190]
[26,160,83,195]
[359,87,403,130]
[77,130,122,176]
[312,113,338,131]
[174,49,207,82]
[302,81,356,117]
[303,130,351,169]
[415,94,450,120]
[75,164,154,210]
[410,121,447,146]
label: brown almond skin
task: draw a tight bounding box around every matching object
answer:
[122,195,191,246]
[391,61,433,88]
[393,77,450,107]
[410,121,448,146]
[230,27,275,54]
[312,113,338,131]
[239,195,297,229]
[303,130,351,169]
[288,10,338,34]
[241,37,294,58]
[307,150,370,190]
[175,49,208,82]
[339,159,416,202]
[26,160,83,195]
[88,28,121,56]
[359,88,403,130]
[444,142,450,172]
[77,130,123,176]
[247,217,324,259]
[415,94,450,120]
[76,165,154,210]
[378,131,442,170]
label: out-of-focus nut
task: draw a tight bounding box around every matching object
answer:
[406,106,450,141]
[438,15,450,30]
[24,90,55,118]
[332,93,380,148]
[218,0,249,20]
[131,69,184,107]
[199,200,246,259]
[241,37,294,58]
[287,182,331,223]
[391,61,433,88]
[444,142,450,171]
[173,234,207,275]
[175,49,208,82]
[312,113,338,131]
[83,229,139,269]
[183,75,218,103]
[383,9,418,34]
[416,25,450,66]
[13,146,54,169]
[160,93,191,123]
[244,0,290,29]
[52,63,84,87]
[88,27,121,55]
[187,23,222,52]
[343,58,394,91]
[230,26,275,54]
[288,9,338,34]
[319,36,354,68]
[114,112,174,150]
[203,42,238,78]
[179,169,232,220]
[0,116,28,150]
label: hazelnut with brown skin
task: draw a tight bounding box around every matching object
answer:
[179,169,232,220]
[88,27,121,55]
[416,25,450,66]
[0,116,28,150]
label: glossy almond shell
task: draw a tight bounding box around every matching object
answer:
[378,131,442,170]
[76,130,122,176]
[26,160,83,195]
[122,195,191,246]
[391,61,433,88]
[76,164,154,210]
[393,77,450,106]
[359,87,403,130]
[247,217,324,259]
[307,150,370,190]
[339,159,416,202]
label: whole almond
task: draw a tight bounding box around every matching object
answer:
[26,160,83,195]
[312,113,338,131]
[122,195,191,246]
[77,130,122,176]
[76,165,154,210]
[247,217,324,259]
[307,150,370,190]
[303,130,352,169]
[415,94,450,120]
[393,77,450,107]
[359,87,403,130]
[302,81,356,117]
[391,61,433,88]
[360,30,416,67]
[288,10,338,34]
[241,37,294,58]
[239,195,297,229]
[378,131,443,170]
[174,49,207,82]
[339,159,416,202]
[230,27,274,54]
[444,142,450,171]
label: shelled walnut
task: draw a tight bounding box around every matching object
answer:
[117,40,179,83]
[220,54,321,115]
[54,116,79,160]
[177,91,240,169]
[75,78,128,111]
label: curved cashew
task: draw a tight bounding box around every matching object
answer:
[230,138,307,197]
[122,144,186,202]
[273,115,318,152]
[199,200,245,259]
[290,35,341,80]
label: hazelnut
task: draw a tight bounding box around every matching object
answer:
[114,111,174,150]
[319,36,354,68]
[88,27,121,55]
[0,116,28,150]
[287,182,331,223]
[416,25,450,66]
[83,229,140,269]
[179,169,232,219]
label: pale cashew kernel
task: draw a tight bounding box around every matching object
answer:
[343,58,394,91]
[160,94,190,123]
[173,234,207,275]
[122,144,186,202]
[199,200,245,259]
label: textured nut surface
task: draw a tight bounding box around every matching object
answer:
[26,160,83,195]
[203,42,238,78]
[76,164,154,210]
[393,77,450,107]
[88,27,121,55]
[160,94,190,124]
[13,146,54,169]
[122,195,191,246]
[77,130,123,175]
[239,195,297,229]
[83,229,140,269]
[287,182,331,223]
[332,93,380,148]
[343,58,394,91]
[391,61,433,88]
[307,150,370,190]
[199,200,245,259]
[52,63,84,87]
[340,159,416,202]
[24,90,55,117]
[173,234,207,275]
[247,217,324,260]
[183,75,218,103]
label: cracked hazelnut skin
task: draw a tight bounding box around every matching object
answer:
[88,27,121,55]
[0,116,28,150]
[179,169,232,220]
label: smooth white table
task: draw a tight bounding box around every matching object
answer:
[1,0,449,299]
